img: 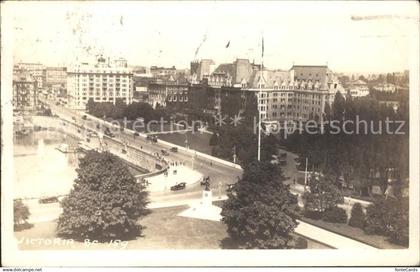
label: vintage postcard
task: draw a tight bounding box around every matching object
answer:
[1,0,419,267]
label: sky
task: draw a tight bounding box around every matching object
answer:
[5,1,419,73]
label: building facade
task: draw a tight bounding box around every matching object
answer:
[347,79,369,97]
[45,67,67,86]
[67,57,133,109]
[13,73,38,112]
[240,64,344,122]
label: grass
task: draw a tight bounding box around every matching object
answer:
[15,205,329,250]
[300,216,406,249]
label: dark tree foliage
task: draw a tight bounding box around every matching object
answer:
[14,199,32,231]
[221,161,299,249]
[364,197,409,246]
[86,99,166,123]
[57,151,149,241]
[322,206,348,223]
[348,203,366,229]
[284,93,409,196]
[303,174,344,214]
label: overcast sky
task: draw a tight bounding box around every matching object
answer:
[6,1,418,73]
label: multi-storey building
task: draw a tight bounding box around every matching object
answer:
[190,59,215,83]
[148,81,189,108]
[224,63,344,122]
[13,73,38,112]
[45,67,67,86]
[347,79,369,97]
[373,83,396,93]
[14,62,45,91]
[66,56,133,109]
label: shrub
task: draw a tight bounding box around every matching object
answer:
[303,209,323,220]
[322,207,348,223]
[364,197,409,247]
[364,197,394,235]
[348,203,366,229]
[294,237,308,249]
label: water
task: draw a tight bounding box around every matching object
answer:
[13,130,145,199]
[14,131,79,199]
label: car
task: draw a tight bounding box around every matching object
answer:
[161,149,169,156]
[170,182,186,191]
[39,196,59,204]
[133,132,139,137]
[104,128,115,138]
[170,147,178,152]
[147,135,157,142]
[82,115,87,120]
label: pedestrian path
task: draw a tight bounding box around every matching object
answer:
[295,220,376,249]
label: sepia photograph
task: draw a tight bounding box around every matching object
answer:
[1,0,419,267]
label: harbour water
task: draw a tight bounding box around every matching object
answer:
[13,130,144,199]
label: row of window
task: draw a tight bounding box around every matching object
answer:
[167,96,188,102]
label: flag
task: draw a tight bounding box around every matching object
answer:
[225,40,230,48]
[261,37,264,57]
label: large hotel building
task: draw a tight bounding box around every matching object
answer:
[193,59,345,122]
[67,56,133,109]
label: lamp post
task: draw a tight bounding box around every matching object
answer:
[304,157,308,192]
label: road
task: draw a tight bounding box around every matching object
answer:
[40,97,242,205]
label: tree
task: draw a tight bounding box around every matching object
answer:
[348,203,366,229]
[332,91,345,121]
[14,199,30,229]
[57,151,149,241]
[322,206,348,223]
[221,161,299,249]
[209,133,219,146]
[303,174,344,214]
[364,197,409,246]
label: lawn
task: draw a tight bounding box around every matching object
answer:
[300,217,406,249]
[15,205,329,250]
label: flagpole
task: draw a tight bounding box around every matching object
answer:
[257,36,263,161]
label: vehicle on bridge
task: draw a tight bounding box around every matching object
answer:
[170,182,186,191]
[39,196,59,204]
[104,127,115,138]
[147,135,158,142]
[170,147,178,152]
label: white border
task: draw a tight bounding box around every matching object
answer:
[1,1,419,267]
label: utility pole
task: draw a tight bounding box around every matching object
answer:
[304,157,308,191]
[257,36,264,161]
[233,145,237,164]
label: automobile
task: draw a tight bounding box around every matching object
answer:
[169,147,178,153]
[227,184,235,190]
[170,182,186,191]
[82,115,87,120]
[147,135,157,142]
[38,196,59,204]
[55,102,60,106]
[161,149,169,156]
[104,130,115,138]
[133,132,139,137]
[72,116,76,121]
